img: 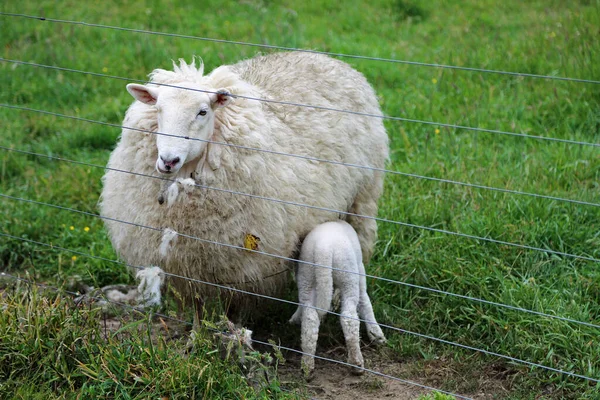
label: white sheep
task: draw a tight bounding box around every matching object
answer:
[100,52,389,318]
[289,221,386,374]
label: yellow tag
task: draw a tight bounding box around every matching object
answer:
[243,233,260,251]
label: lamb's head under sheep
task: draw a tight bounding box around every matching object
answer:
[126,82,232,175]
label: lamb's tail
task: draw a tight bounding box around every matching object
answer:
[312,251,334,319]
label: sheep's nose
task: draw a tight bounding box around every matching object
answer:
[161,156,180,171]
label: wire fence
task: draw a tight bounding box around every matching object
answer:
[1,196,599,385]
[2,12,600,85]
[2,58,599,148]
[1,11,599,399]
[2,104,600,264]
[0,271,474,400]
[2,147,600,331]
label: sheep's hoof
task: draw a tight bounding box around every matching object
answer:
[158,194,165,205]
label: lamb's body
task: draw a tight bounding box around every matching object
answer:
[100,52,389,312]
[290,221,386,373]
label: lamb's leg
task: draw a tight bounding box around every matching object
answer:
[289,306,303,325]
[300,298,320,377]
[289,264,310,325]
[339,289,364,374]
[290,262,315,325]
[358,263,386,345]
[346,173,384,264]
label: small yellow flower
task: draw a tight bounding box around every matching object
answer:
[432,78,438,84]
[84,227,90,232]
[102,67,108,73]
[71,256,77,261]
[69,226,75,231]
[435,128,440,135]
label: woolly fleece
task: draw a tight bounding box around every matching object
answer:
[100,52,389,311]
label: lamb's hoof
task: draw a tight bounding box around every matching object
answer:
[350,364,365,375]
[370,335,387,346]
[157,194,165,205]
[348,355,365,375]
[367,327,387,346]
[301,355,315,381]
[289,308,302,325]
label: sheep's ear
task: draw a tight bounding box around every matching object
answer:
[127,84,160,105]
[210,89,233,109]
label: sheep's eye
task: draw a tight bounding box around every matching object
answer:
[198,109,207,116]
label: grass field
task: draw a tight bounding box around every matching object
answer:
[1,0,599,398]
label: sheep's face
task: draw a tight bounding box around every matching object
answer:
[126,82,232,175]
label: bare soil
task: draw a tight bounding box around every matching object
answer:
[276,346,513,400]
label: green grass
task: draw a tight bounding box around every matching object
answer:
[1,0,599,398]
[0,284,293,399]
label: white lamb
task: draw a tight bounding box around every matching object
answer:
[100,52,389,318]
[290,221,386,374]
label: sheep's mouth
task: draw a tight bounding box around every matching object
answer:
[156,166,173,174]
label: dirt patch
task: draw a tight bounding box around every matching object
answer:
[278,350,427,399]
[276,346,513,399]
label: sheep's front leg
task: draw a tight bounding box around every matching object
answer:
[339,292,364,374]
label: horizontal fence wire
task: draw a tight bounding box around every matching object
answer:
[1,232,598,385]
[2,58,599,149]
[1,145,598,224]
[0,271,474,400]
[3,221,600,332]
[1,159,598,265]
[1,198,599,383]
[2,147,600,330]
[2,101,599,216]
[2,102,599,210]
[1,12,599,85]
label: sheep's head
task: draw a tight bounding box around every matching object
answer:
[126,82,232,175]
